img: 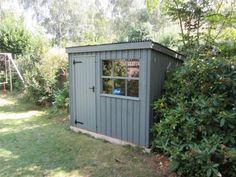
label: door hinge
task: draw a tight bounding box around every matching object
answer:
[73,60,82,64]
[75,120,84,124]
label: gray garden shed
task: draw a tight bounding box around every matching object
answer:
[66,41,183,147]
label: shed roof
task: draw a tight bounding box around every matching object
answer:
[66,40,185,61]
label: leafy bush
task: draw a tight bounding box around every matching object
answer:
[152,57,236,177]
[53,81,69,110]
[127,24,151,41]
[0,15,32,54]
[23,48,68,106]
[157,33,180,51]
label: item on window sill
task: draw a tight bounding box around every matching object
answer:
[113,88,122,95]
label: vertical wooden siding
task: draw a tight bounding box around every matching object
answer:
[69,52,94,127]
[98,97,141,144]
[69,50,150,147]
[95,49,149,146]
[149,50,183,130]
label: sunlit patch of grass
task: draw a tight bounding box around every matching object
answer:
[0,121,50,135]
[0,97,15,106]
[48,168,85,177]
[0,148,19,160]
[12,165,43,177]
[0,110,44,120]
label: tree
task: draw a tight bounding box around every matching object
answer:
[20,0,114,46]
[42,0,78,45]
[109,0,153,42]
[146,0,236,57]
[0,15,31,54]
[126,24,152,41]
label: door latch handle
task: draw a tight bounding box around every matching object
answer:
[89,86,95,92]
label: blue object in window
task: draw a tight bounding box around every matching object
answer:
[113,88,121,95]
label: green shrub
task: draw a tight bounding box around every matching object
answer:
[53,81,69,110]
[23,48,68,106]
[23,63,55,105]
[0,15,32,55]
[152,57,236,177]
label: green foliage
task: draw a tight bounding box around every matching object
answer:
[127,25,151,41]
[0,15,32,54]
[23,48,68,106]
[21,0,117,46]
[157,33,180,50]
[146,0,236,57]
[146,0,159,14]
[153,57,236,177]
[0,13,68,109]
[23,63,55,105]
[110,2,155,43]
[53,81,69,110]
[215,28,236,58]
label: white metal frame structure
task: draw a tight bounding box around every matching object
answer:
[0,53,25,92]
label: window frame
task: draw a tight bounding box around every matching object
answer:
[101,58,140,98]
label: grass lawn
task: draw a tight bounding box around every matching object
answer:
[0,95,160,177]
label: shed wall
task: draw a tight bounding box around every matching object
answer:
[149,50,182,130]
[95,49,149,147]
[69,49,150,147]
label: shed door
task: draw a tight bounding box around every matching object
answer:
[74,55,96,132]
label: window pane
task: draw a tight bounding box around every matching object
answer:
[113,79,125,96]
[127,80,139,97]
[114,60,126,77]
[102,79,113,94]
[127,59,139,78]
[102,60,112,76]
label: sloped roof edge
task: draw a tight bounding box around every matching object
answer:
[66,40,185,61]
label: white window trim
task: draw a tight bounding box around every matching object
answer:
[101,59,140,98]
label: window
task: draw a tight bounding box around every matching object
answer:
[102,59,139,97]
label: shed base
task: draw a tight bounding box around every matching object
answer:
[70,126,151,153]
